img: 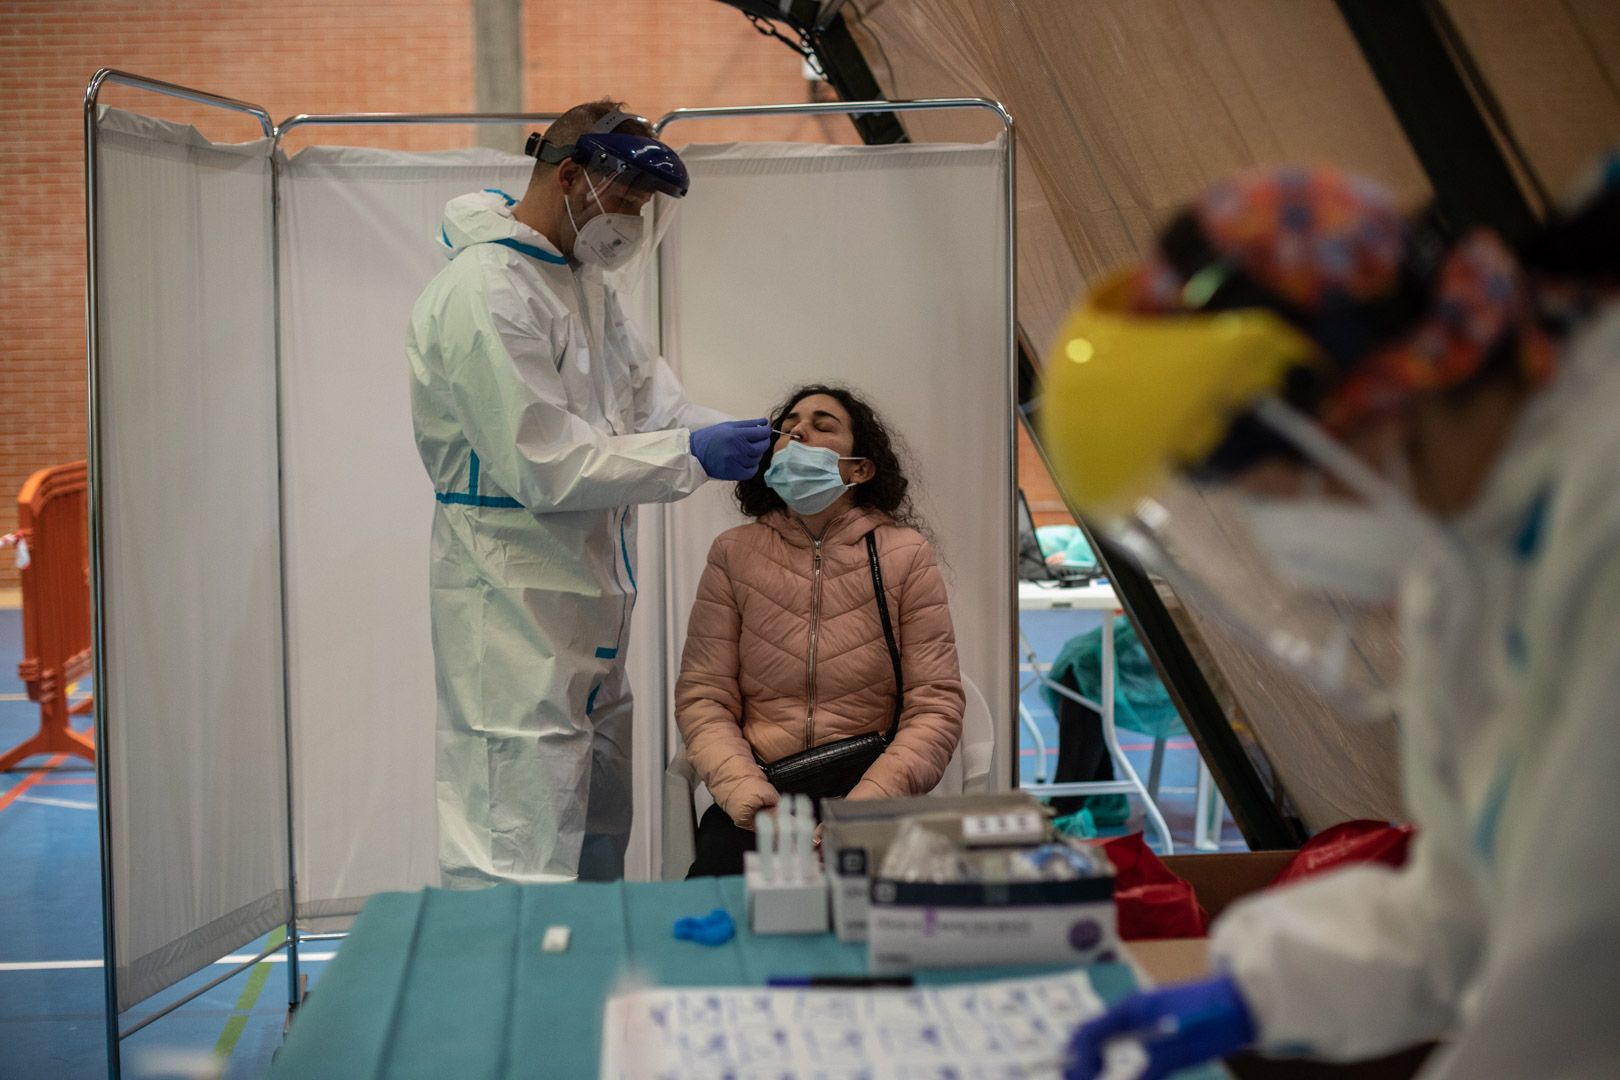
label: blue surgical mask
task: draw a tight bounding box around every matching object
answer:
[764,441,863,516]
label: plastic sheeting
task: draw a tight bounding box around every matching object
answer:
[93,109,290,1010]
[851,0,1428,832]
[851,0,1430,372]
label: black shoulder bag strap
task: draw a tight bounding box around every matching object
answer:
[865,530,903,742]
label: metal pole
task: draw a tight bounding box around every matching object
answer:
[117,937,290,1040]
[268,134,301,1014]
[1002,112,1019,793]
[654,98,1018,792]
[85,69,274,136]
[273,111,563,153]
[83,67,122,1080]
[82,71,275,1074]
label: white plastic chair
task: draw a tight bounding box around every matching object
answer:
[661,748,705,881]
[1018,629,1177,853]
[932,676,995,796]
[1020,626,1230,853]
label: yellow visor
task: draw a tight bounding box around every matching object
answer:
[1038,271,1326,521]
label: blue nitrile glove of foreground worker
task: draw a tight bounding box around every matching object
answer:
[691,418,771,480]
[1065,974,1257,1080]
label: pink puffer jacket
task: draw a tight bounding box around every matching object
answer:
[676,506,965,828]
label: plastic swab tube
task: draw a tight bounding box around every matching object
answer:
[794,795,815,880]
[757,810,777,881]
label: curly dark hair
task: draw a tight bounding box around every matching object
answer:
[735,384,920,527]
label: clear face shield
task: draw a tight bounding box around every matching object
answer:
[567,166,685,290]
[1106,396,1433,721]
[1041,273,1437,722]
[537,127,690,275]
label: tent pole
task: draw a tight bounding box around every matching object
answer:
[1336,0,1545,242]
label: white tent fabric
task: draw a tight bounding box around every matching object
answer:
[94,109,289,1011]
[852,0,1429,832]
[276,146,536,922]
[647,137,1015,843]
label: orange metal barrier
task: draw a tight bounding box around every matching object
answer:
[1,461,95,770]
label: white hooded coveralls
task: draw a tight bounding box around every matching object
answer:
[408,190,724,885]
[1209,305,1620,1076]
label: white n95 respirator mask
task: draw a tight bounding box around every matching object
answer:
[566,173,646,272]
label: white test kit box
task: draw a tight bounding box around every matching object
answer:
[866,876,1119,973]
[820,792,1051,942]
[828,844,878,942]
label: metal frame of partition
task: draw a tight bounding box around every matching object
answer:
[263,110,561,915]
[84,71,570,1078]
[274,110,563,146]
[84,68,283,1080]
[654,98,1020,805]
[82,73,1014,1076]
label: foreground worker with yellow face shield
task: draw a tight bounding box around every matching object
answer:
[1046,167,1620,1079]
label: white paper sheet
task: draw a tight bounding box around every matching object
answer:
[600,970,1147,1080]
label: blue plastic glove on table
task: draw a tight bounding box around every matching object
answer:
[691,417,771,480]
[673,907,736,946]
[1065,974,1256,1080]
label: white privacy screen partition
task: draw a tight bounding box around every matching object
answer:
[277,147,537,921]
[275,136,1011,899]
[93,110,1013,979]
[652,138,1014,796]
[94,109,289,1011]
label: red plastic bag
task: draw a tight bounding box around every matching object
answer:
[1100,833,1209,940]
[1271,820,1417,887]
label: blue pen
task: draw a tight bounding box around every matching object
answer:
[766,975,914,988]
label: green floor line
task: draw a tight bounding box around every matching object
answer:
[213,925,287,1064]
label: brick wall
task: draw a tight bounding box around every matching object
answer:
[1019,424,1074,529]
[0,0,854,589]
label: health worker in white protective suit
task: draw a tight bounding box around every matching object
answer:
[408,101,770,886]
[1043,165,1620,1079]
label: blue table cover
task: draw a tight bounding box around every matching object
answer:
[270,877,1224,1079]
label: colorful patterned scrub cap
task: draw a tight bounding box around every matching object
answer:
[1130,166,1553,433]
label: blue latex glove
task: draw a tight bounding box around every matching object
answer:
[673,907,736,946]
[691,418,771,480]
[1065,974,1256,1080]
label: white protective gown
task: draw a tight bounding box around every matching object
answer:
[1209,303,1620,1076]
[408,191,726,886]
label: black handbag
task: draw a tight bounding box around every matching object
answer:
[761,531,903,799]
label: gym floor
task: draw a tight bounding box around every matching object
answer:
[0,608,323,1080]
[0,606,1242,1079]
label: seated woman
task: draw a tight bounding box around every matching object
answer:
[677,384,965,877]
